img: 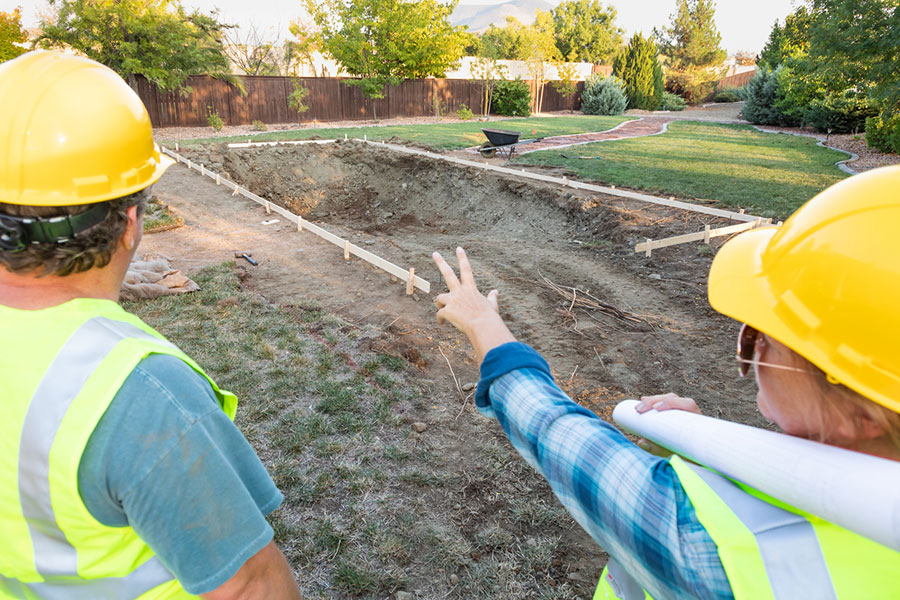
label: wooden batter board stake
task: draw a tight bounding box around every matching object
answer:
[160,146,431,294]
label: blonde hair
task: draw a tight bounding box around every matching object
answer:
[783,341,900,452]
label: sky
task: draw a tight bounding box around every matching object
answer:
[11,0,799,55]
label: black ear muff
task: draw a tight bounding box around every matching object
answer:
[0,216,25,253]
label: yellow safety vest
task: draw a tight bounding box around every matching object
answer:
[0,298,237,599]
[595,456,900,600]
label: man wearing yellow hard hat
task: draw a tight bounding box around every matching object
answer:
[432,161,900,599]
[0,51,301,598]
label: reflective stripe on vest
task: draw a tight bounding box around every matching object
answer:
[682,461,837,600]
[0,555,174,600]
[15,317,177,596]
[595,558,647,600]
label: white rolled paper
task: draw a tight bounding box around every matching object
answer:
[613,399,900,552]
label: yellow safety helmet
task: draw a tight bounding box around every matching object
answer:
[0,50,172,208]
[708,165,900,413]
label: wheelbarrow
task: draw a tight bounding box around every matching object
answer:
[478,128,544,159]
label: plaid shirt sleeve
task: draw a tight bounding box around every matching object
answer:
[477,342,735,600]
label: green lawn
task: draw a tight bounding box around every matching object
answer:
[174,115,632,150]
[514,121,850,218]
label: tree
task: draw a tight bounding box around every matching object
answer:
[479,16,525,60]
[36,0,235,93]
[304,0,466,119]
[470,55,508,116]
[806,0,900,112]
[0,7,27,63]
[758,5,811,69]
[613,33,663,110]
[285,19,321,76]
[551,58,580,108]
[551,0,623,64]
[224,23,282,76]
[518,10,560,114]
[655,0,726,103]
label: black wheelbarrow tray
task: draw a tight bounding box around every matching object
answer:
[479,128,544,159]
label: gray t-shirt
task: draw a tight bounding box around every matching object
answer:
[78,353,283,594]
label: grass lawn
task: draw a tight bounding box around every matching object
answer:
[175,115,632,150]
[514,121,850,219]
[142,197,183,233]
[125,263,585,599]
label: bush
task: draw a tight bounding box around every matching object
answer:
[866,113,900,154]
[740,67,799,126]
[206,106,224,131]
[456,104,474,120]
[660,91,687,111]
[491,78,532,117]
[251,120,267,131]
[580,74,627,115]
[801,90,877,134]
[665,66,719,105]
[714,88,742,103]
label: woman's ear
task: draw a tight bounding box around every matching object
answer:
[827,404,887,443]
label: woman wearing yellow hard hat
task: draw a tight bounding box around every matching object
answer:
[432,165,900,600]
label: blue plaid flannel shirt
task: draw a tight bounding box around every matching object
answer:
[475,342,734,600]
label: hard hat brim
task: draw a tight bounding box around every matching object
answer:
[709,225,900,414]
[708,226,780,331]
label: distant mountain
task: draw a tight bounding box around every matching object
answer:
[451,0,556,33]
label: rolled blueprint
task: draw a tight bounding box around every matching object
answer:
[613,399,900,552]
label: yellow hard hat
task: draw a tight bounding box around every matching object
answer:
[0,50,173,207]
[708,165,900,413]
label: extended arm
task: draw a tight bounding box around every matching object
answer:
[431,248,732,600]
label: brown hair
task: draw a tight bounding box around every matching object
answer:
[0,189,148,277]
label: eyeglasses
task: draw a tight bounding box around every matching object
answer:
[736,323,815,378]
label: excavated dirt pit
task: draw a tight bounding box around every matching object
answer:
[165,140,770,596]
[183,140,765,426]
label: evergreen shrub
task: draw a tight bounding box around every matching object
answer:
[740,67,798,126]
[613,33,663,110]
[660,92,687,111]
[714,88,742,103]
[865,113,900,154]
[581,74,627,115]
[802,91,877,134]
[491,78,532,117]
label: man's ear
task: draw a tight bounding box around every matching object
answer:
[121,205,140,250]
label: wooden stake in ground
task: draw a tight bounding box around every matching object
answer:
[407,268,415,295]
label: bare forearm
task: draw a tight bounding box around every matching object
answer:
[201,541,301,600]
[462,314,517,364]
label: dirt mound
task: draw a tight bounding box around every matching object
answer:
[188,141,628,244]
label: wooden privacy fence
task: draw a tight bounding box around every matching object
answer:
[717,69,756,90]
[137,76,585,127]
